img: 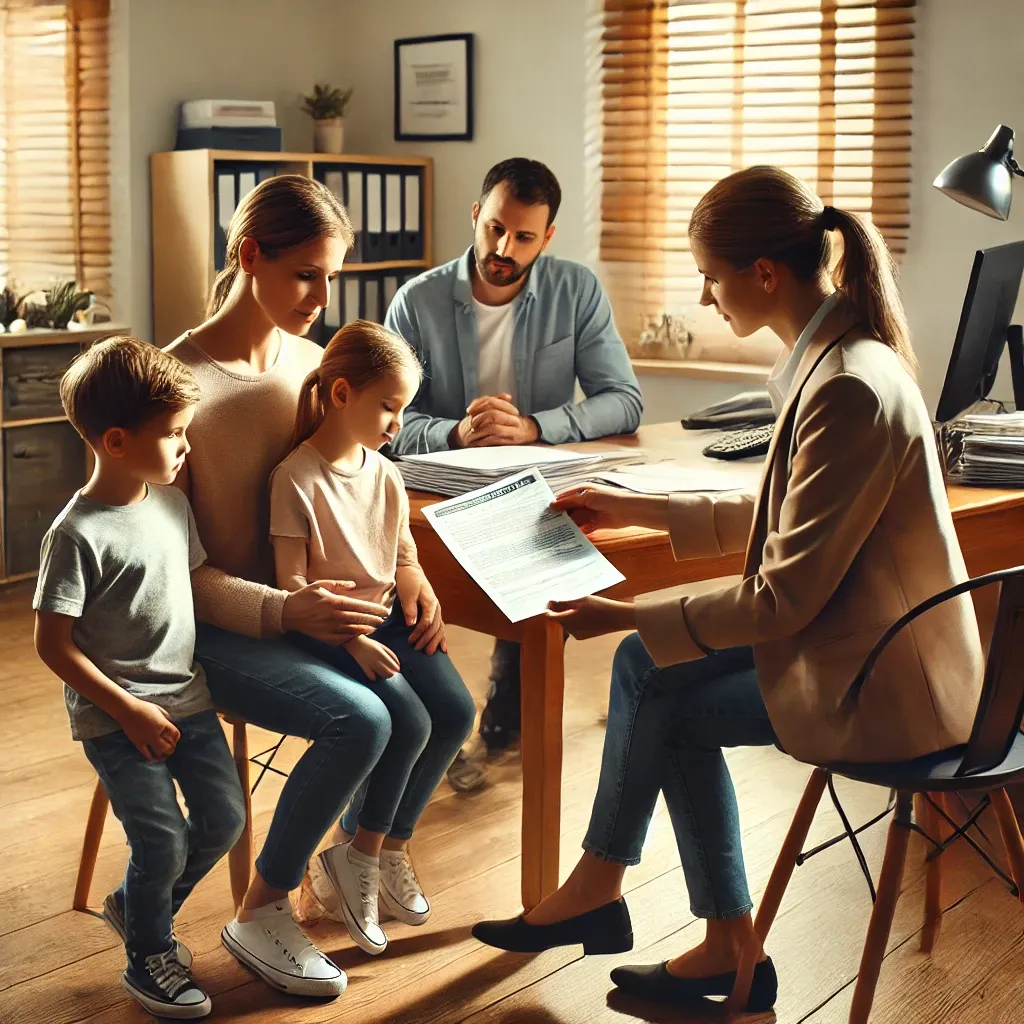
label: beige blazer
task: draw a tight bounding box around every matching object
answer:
[635,306,984,764]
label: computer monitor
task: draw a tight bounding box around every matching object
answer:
[935,241,1024,422]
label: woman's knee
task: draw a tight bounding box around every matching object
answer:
[611,632,657,698]
[385,686,433,759]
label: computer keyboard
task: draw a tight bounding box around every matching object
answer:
[702,424,774,461]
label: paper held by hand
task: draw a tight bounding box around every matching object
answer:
[422,468,625,623]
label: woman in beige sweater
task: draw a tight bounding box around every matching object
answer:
[472,167,984,1015]
[166,176,449,1001]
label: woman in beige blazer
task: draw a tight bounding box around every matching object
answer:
[472,166,984,1013]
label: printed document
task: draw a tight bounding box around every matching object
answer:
[423,469,625,623]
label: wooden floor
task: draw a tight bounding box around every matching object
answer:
[2,581,1024,1024]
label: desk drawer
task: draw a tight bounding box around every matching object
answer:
[3,421,85,576]
[2,343,81,423]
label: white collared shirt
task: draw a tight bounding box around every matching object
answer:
[766,291,841,415]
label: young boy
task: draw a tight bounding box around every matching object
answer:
[33,337,246,1020]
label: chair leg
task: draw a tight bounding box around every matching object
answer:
[917,793,944,953]
[228,721,254,911]
[727,768,828,1011]
[754,767,829,942]
[849,791,912,1024]
[73,779,110,912]
[990,788,1024,903]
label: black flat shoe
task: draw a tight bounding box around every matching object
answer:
[610,957,778,1013]
[472,899,633,955]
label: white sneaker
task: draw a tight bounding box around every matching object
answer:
[221,902,347,997]
[379,849,431,925]
[318,842,388,955]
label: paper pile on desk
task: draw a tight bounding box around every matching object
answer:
[396,445,642,497]
[423,468,625,622]
[942,412,1024,487]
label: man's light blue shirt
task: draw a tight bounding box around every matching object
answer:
[384,248,643,454]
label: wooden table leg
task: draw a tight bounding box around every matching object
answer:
[519,615,566,911]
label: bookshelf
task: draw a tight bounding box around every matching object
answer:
[0,325,129,585]
[150,149,434,346]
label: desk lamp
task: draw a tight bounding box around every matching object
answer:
[933,124,1023,220]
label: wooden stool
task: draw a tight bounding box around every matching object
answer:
[73,713,254,913]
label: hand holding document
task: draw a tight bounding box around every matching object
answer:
[423,469,625,623]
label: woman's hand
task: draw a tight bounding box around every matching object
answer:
[546,596,636,639]
[283,579,388,644]
[343,635,402,682]
[396,565,447,654]
[550,484,668,535]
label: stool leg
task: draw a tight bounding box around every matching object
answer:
[990,788,1024,904]
[917,793,944,953]
[849,791,912,1024]
[74,779,110,912]
[228,721,254,911]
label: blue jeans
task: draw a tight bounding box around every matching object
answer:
[195,624,392,891]
[584,634,776,920]
[290,611,476,840]
[82,709,246,966]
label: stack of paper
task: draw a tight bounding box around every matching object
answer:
[396,446,643,497]
[942,411,1024,487]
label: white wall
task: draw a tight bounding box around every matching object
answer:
[901,0,1024,408]
[110,0,348,340]
[337,0,593,268]
[114,0,1024,423]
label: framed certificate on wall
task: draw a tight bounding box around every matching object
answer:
[394,33,474,142]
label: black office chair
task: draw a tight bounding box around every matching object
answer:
[730,566,1024,1024]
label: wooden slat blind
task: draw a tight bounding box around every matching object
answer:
[600,0,914,347]
[0,0,110,305]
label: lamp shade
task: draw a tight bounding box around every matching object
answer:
[933,124,1016,220]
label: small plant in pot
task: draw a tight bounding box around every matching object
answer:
[302,83,353,154]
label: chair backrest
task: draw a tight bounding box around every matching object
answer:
[842,565,1024,775]
[958,571,1024,776]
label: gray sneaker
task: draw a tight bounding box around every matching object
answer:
[103,891,192,970]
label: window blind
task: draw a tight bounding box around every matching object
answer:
[0,0,110,306]
[599,0,914,350]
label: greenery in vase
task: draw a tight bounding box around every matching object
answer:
[22,280,93,330]
[301,83,353,121]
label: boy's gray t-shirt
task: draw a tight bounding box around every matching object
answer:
[32,484,213,740]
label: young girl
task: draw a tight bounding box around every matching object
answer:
[269,320,476,957]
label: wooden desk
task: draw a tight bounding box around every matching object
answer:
[407,422,1024,910]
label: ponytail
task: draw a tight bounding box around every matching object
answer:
[206,264,238,318]
[689,165,916,372]
[291,369,326,449]
[828,208,915,372]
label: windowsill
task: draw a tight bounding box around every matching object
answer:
[630,358,773,383]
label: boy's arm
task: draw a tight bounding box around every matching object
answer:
[272,536,310,593]
[34,612,179,760]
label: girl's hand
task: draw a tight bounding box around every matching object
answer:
[344,635,402,682]
[283,579,389,644]
[546,596,636,640]
[549,484,667,535]
[396,565,448,654]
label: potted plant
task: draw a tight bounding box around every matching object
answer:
[301,83,353,154]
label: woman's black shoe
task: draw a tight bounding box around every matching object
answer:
[610,957,778,1013]
[472,899,633,955]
